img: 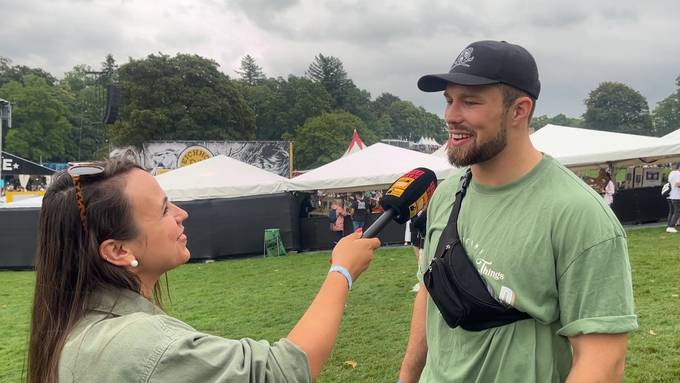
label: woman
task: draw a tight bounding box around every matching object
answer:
[27,158,380,383]
[602,172,616,207]
[329,198,347,246]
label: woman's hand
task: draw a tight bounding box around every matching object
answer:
[330,232,381,282]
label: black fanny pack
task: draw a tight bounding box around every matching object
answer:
[423,169,531,331]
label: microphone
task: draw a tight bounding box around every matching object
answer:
[362,168,437,238]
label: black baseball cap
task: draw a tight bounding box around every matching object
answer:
[417,40,541,99]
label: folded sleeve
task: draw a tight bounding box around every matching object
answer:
[556,236,638,337]
[148,333,311,383]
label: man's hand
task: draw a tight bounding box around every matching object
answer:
[566,333,628,383]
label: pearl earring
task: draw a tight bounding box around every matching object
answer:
[130,259,139,268]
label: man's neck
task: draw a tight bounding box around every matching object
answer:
[470,137,543,187]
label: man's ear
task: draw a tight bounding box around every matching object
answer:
[512,96,533,124]
[99,239,135,267]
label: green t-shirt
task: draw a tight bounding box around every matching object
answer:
[417,155,638,383]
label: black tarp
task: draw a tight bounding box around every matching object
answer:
[612,186,668,224]
[299,213,407,251]
[176,192,300,260]
[1,151,55,176]
[0,207,40,269]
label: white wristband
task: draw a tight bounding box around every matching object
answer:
[329,265,353,290]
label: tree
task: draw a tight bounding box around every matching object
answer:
[530,113,584,131]
[583,82,653,135]
[101,54,118,86]
[373,93,401,114]
[306,54,353,109]
[0,56,57,88]
[652,75,680,137]
[370,93,447,141]
[0,75,75,162]
[383,100,446,141]
[111,53,256,147]
[237,75,333,140]
[235,54,266,86]
[290,111,377,169]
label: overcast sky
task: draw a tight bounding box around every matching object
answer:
[1,0,679,119]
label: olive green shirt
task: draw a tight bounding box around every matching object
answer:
[59,287,311,383]
[417,155,637,382]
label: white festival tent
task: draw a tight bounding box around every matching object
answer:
[530,124,680,170]
[287,143,458,192]
[662,128,680,141]
[430,124,680,169]
[431,140,449,157]
[156,155,290,201]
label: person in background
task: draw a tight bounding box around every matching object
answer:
[666,162,680,233]
[27,158,380,383]
[602,170,616,207]
[330,198,347,245]
[408,210,427,293]
[350,192,372,231]
[299,193,314,218]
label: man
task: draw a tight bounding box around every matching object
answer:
[398,40,637,383]
[666,163,680,233]
[350,192,372,231]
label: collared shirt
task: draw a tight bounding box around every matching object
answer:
[59,287,311,383]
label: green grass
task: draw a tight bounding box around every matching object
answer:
[1,228,679,382]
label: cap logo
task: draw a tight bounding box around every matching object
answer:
[450,47,474,71]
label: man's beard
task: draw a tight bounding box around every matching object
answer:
[447,118,508,167]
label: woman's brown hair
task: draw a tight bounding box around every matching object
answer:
[27,158,148,383]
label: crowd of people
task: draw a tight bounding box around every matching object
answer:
[0,176,47,196]
[327,191,381,244]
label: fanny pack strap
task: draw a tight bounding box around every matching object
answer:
[432,168,472,258]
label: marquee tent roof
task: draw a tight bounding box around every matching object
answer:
[431,124,680,169]
[416,137,440,146]
[156,155,290,201]
[531,124,660,158]
[287,143,457,192]
[531,124,680,169]
[342,129,367,157]
[662,128,680,141]
[431,140,449,157]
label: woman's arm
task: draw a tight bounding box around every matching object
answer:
[287,232,380,380]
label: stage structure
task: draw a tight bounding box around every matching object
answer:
[137,141,293,177]
[0,98,12,185]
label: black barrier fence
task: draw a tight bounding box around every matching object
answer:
[299,214,407,251]
[612,186,667,224]
[176,193,300,260]
[0,187,672,269]
[0,207,40,269]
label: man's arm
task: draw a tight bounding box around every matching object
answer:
[399,286,429,383]
[565,333,628,383]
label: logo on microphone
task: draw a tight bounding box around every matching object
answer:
[387,169,425,198]
[408,180,436,218]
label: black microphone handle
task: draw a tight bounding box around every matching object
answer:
[361,209,396,238]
